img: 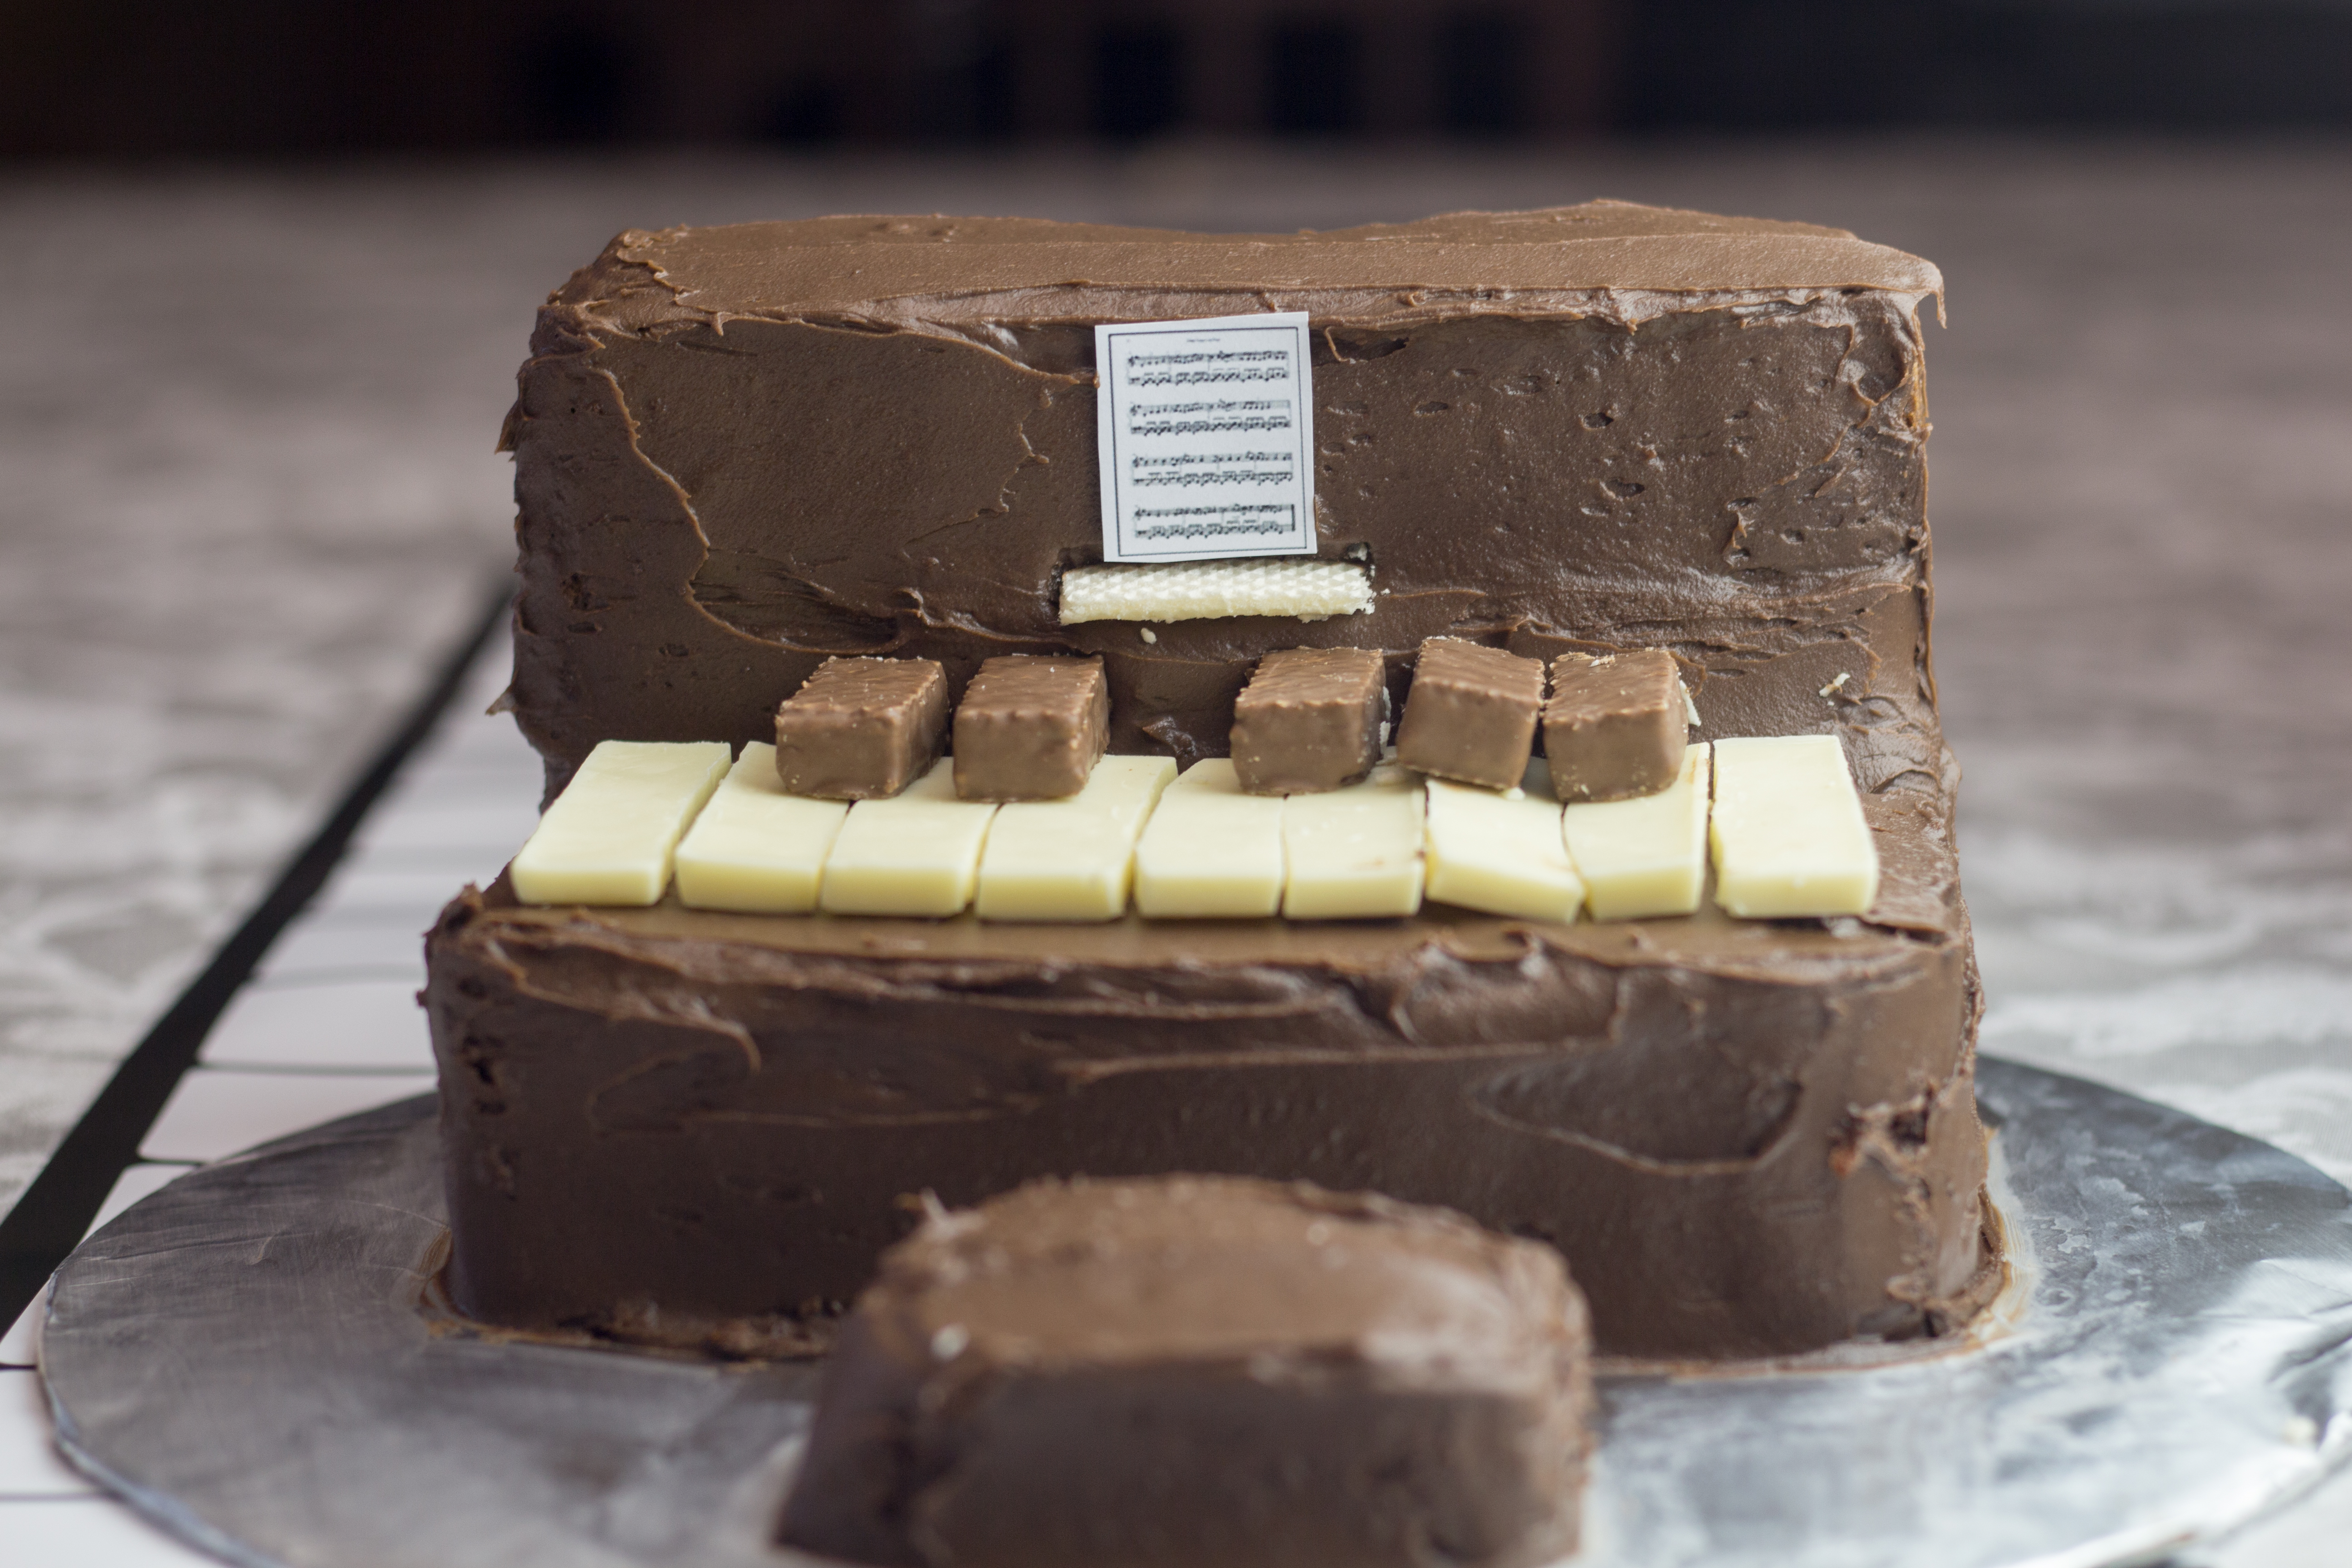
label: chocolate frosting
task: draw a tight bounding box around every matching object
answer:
[778,1176,1590,1568]
[597,205,1941,314]
[426,785,1992,1360]
[502,201,1945,796]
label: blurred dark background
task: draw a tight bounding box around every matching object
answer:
[4,0,2350,157]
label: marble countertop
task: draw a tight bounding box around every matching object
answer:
[2,142,2347,1563]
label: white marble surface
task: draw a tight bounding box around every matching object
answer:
[0,172,512,1214]
[1,143,2348,1563]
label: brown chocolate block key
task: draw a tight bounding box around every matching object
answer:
[1396,638,1544,790]
[773,656,948,800]
[1230,647,1388,795]
[953,654,1111,801]
[1543,649,1689,802]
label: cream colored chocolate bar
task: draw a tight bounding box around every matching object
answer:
[1132,759,1286,918]
[510,739,731,906]
[673,742,851,914]
[818,759,1000,917]
[1058,559,1373,624]
[1282,762,1426,920]
[1422,770,1583,922]
[975,755,1177,921]
[1560,743,1711,921]
[1709,735,1879,918]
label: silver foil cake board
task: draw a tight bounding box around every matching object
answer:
[34,1058,2352,1568]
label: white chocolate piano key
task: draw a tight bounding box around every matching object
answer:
[1282,762,1425,921]
[509,739,731,906]
[1561,742,1711,921]
[674,742,850,913]
[1708,735,1879,918]
[976,755,1177,921]
[1422,772,1583,922]
[1133,759,1286,919]
[818,759,1000,917]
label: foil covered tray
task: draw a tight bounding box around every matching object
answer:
[35,1059,2352,1568]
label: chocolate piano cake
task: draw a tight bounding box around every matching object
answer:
[428,201,1997,1361]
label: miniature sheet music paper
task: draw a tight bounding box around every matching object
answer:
[1093,312,1318,564]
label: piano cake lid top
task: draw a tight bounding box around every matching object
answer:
[573,200,1941,319]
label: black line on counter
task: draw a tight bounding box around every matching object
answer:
[0,576,514,1344]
